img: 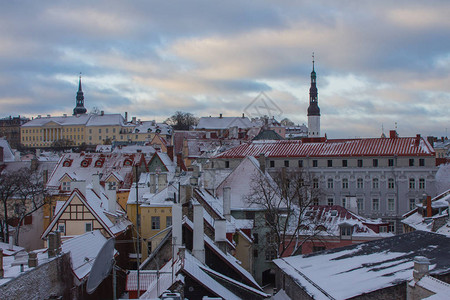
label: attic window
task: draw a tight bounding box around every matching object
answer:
[330,210,338,217]
[123,159,132,166]
[95,159,104,167]
[62,160,72,167]
[147,128,152,133]
[81,159,90,167]
[340,226,352,236]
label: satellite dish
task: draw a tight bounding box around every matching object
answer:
[86,238,115,294]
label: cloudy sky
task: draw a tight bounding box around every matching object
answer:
[1,1,449,138]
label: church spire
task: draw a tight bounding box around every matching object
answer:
[307,53,320,137]
[73,74,87,115]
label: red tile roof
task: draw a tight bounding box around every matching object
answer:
[215,137,435,158]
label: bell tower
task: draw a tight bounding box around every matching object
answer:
[73,75,87,115]
[307,53,320,137]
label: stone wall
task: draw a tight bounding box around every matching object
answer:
[0,252,73,300]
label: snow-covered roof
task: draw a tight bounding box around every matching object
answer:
[42,187,132,238]
[273,231,450,300]
[0,242,25,256]
[216,156,279,210]
[186,139,243,159]
[414,275,450,299]
[215,136,435,158]
[22,114,91,126]
[61,230,114,282]
[46,152,144,191]
[196,116,255,130]
[133,121,172,136]
[0,138,15,162]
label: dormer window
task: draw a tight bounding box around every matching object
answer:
[95,159,104,167]
[81,159,91,167]
[123,159,132,166]
[62,160,72,167]
[61,181,70,191]
[340,226,352,238]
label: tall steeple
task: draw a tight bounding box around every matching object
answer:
[73,74,87,115]
[307,53,320,137]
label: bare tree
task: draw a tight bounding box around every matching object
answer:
[280,118,294,127]
[165,111,198,130]
[246,168,324,258]
[0,168,47,244]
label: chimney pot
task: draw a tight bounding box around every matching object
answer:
[28,252,38,268]
[413,256,430,282]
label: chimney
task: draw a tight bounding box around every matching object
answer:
[125,112,128,122]
[219,113,223,118]
[36,149,41,157]
[0,147,3,163]
[70,180,86,196]
[132,117,136,124]
[105,186,117,213]
[91,174,101,195]
[167,145,174,162]
[28,252,38,268]
[48,232,58,258]
[214,219,227,253]
[389,130,397,139]
[176,152,185,171]
[180,185,193,204]
[192,203,205,264]
[415,134,421,147]
[14,151,20,161]
[178,246,185,262]
[31,158,38,172]
[0,249,3,278]
[426,196,432,217]
[223,187,231,221]
[258,153,266,173]
[8,236,14,251]
[172,203,182,254]
[413,256,430,282]
[242,113,245,118]
[101,110,104,116]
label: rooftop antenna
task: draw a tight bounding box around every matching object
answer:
[86,238,116,298]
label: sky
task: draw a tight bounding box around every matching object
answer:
[1,1,449,139]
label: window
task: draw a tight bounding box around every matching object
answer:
[298,160,303,168]
[151,216,160,230]
[372,199,379,211]
[166,216,172,228]
[409,158,414,166]
[340,226,352,236]
[388,222,395,233]
[99,129,101,133]
[61,181,70,191]
[312,198,319,206]
[147,241,152,254]
[342,178,348,189]
[99,136,102,140]
[327,198,334,206]
[372,178,379,189]
[284,160,289,167]
[106,128,109,133]
[373,159,378,167]
[342,160,348,167]
[225,161,230,168]
[312,160,318,167]
[313,178,319,189]
[419,178,425,189]
[409,199,416,210]
[419,158,425,166]
[357,178,364,189]
[253,249,258,258]
[388,178,395,189]
[270,160,275,168]
[265,248,277,261]
[409,178,416,189]
[342,198,347,208]
[113,128,116,133]
[85,222,92,232]
[357,198,364,211]
[57,224,65,234]
[253,233,259,244]
[327,160,333,167]
[327,178,334,189]
[388,158,394,166]
[379,226,388,233]
[357,159,363,167]
[387,198,395,211]
[108,181,117,190]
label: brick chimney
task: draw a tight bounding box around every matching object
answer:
[258,153,266,173]
[389,130,397,139]
[426,196,432,217]
[167,145,174,162]
[415,134,421,147]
